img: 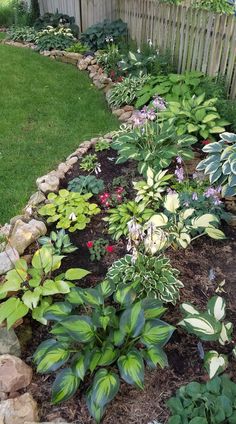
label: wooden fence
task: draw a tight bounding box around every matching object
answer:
[38,0,236,98]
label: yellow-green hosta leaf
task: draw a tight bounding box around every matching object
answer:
[98,280,115,299]
[52,367,80,404]
[43,302,72,322]
[22,288,41,309]
[191,214,218,229]
[144,346,168,369]
[205,227,225,240]
[60,315,95,343]
[73,352,89,380]
[66,287,84,305]
[79,287,103,306]
[207,296,226,321]
[119,301,145,337]
[141,319,175,347]
[98,343,118,366]
[65,268,90,281]
[33,338,57,365]
[181,208,195,220]
[164,193,180,213]
[147,213,168,227]
[141,298,167,320]
[90,368,120,408]
[118,349,144,389]
[37,342,70,373]
[204,350,228,379]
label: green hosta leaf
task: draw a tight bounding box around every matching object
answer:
[141,298,167,319]
[90,368,120,408]
[98,280,115,299]
[204,350,228,379]
[219,322,233,345]
[0,297,29,329]
[202,113,219,123]
[80,287,103,306]
[37,342,70,373]
[41,279,71,296]
[66,287,84,306]
[52,367,80,404]
[180,303,200,316]
[86,391,104,423]
[141,319,175,347]
[22,288,41,309]
[60,315,95,342]
[210,127,226,134]
[32,297,52,325]
[144,345,168,369]
[98,343,118,366]
[119,301,145,337]
[202,142,223,153]
[89,348,102,373]
[209,168,223,184]
[73,352,90,380]
[43,302,72,322]
[65,268,90,281]
[33,338,57,364]
[114,283,137,306]
[118,349,144,389]
[205,227,226,240]
[207,296,226,321]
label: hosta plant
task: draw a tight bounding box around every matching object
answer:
[145,192,225,251]
[107,74,150,109]
[107,253,183,304]
[68,175,105,195]
[35,26,75,51]
[112,118,197,176]
[7,26,38,43]
[196,132,236,197]
[38,229,77,255]
[160,94,230,139]
[80,154,100,173]
[38,189,100,232]
[167,375,236,424]
[0,246,89,328]
[133,167,173,207]
[103,201,155,240]
[33,279,174,423]
[94,139,111,152]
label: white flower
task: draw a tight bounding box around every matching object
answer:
[147,38,153,46]
[69,212,77,221]
[95,163,101,175]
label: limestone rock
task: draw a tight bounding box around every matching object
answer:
[77,56,93,70]
[119,110,133,121]
[112,108,124,117]
[28,191,46,207]
[0,329,21,357]
[63,51,82,60]
[0,248,19,275]
[0,393,38,423]
[0,355,32,392]
[36,174,60,194]
[9,219,47,255]
[57,162,70,174]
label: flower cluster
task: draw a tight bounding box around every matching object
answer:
[204,186,222,205]
[87,240,114,252]
[99,187,125,208]
[174,156,185,182]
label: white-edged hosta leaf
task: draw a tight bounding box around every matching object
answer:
[207,296,226,321]
[191,214,218,229]
[147,213,168,227]
[180,314,221,341]
[118,349,144,389]
[219,322,233,345]
[204,350,228,379]
[52,367,80,404]
[205,227,226,240]
[180,303,200,316]
[140,319,175,347]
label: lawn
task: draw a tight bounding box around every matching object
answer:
[0,44,118,224]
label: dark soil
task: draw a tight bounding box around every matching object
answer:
[18,147,236,424]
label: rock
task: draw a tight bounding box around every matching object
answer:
[43,51,51,56]
[0,224,11,239]
[63,51,83,60]
[57,162,70,174]
[36,173,60,193]
[0,329,21,357]
[28,191,46,207]
[59,55,78,66]
[112,108,124,117]
[10,215,30,226]
[93,79,105,89]
[66,156,78,167]
[119,111,133,121]
[0,248,19,275]
[123,105,134,112]
[9,219,47,255]
[0,393,38,423]
[0,355,32,392]
[77,56,93,70]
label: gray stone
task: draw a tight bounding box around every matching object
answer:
[28,191,46,207]
[66,156,78,166]
[0,248,19,275]
[36,174,60,194]
[112,108,124,117]
[0,393,38,423]
[63,51,82,60]
[9,219,47,255]
[57,162,70,174]
[0,329,21,357]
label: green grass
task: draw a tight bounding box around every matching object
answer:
[0,45,118,224]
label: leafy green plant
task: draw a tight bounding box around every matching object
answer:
[133,168,173,207]
[193,0,235,14]
[38,189,100,232]
[167,375,236,424]
[196,132,236,197]
[66,41,89,53]
[107,74,150,109]
[160,94,230,139]
[94,139,111,152]
[34,11,80,37]
[7,25,38,42]
[87,238,110,261]
[0,246,89,328]
[35,26,75,51]
[68,175,104,195]
[96,43,123,77]
[33,279,174,422]
[38,229,77,255]
[217,100,236,133]
[80,19,128,50]
[80,154,100,173]
[112,118,197,176]
[107,254,183,304]
[103,201,154,240]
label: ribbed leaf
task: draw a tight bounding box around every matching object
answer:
[118,349,144,389]
[144,345,168,369]
[141,298,167,319]
[90,368,120,408]
[60,315,95,342]
[119,301,145,337]
[52,367,80,404]
[44,302,72,322]
[66,287,84,305]
[73,352,90,380]
[140,319,175,347]
[36,342,70,373]
[33,338,57,365]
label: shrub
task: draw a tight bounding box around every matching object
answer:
[66,41,89,54]
[197,132,236,197]
[33,279,174,422]
[68,175,105,195]
[80,19,128,50]
[7,25,38,42]
[193,0,235,13]
[217,99,236,133]
[35,26,75,51]
[34,11,79,37]
[167,375,236,424]
[107,74,150,109]
[38,189,101,232]
[133,168,173,208]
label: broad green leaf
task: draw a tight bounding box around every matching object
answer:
[118,349,144,389]
[91,368,120,408]
[60,315,95,342]
[119,301,145,337]
[65,268,90,281]
[144,345,168,369]
[80,287,103,306]
[22,288,41,309]
[140,319,175,347]
[37,342,70,373]
[205,227,226,240]
[180,303,200,316]
[33,338,57,364]
[0,298,29,329]
[32,297,52,325]
[52,367,80,404]
[192,213,218,228]
[114,283,137,306]
[73,352,90,380]
[98,343,118,366]
[141,298,167,319]
[66,287,84,305]
[147,213,168,227]
[207,296,226,321]
[86,390,104,423]
[98,280,115,298]
[43,302,72,322]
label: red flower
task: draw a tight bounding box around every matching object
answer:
[202,139,211,145]
[86,241,94,248]
[106,245,114,253]
[116,187,124,194]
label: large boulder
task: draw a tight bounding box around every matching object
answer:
[0,393,38,423]
[0,355,32,393]
[0,329,21,357]
[0,248,19,275]
[8,219,47,255]
[36,174,60,194]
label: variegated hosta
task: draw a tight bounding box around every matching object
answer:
[33,279,174,423]
[204,350,228,379]
[145,192,225,251]
[106,253,183,304]
[197,132,236,197]
[133,168,173,208]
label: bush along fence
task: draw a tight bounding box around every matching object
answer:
[38,0,236,99]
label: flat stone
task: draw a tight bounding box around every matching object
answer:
[0,224,11,239]
[0,248,19,275]
[112,108,124,117]
[36,174,60,193]
[10,215,30,225]
[57,162,70,174]
[0,355,32,393]
[8,219,47,255]
[59,55,78,65]
[66,156,78,166]
[0,393,38,423]
[43,51,51,56]
[119,110,133,121]
[0,329,21,357]
[28,191,46,207]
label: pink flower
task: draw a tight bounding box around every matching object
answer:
[106,245,114,253]
[202,139,211,145]
[87,241,94,248]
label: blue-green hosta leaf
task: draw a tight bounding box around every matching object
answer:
[52,367,80,404]
[114,283,137,306]
[66,287,84,306]
[118,349,144,389]
[98,279,115,298]
[65,268,90,281]
[143,345,168,369]
[110,329,126,347]
[79,287,103,306]
[90,368,120,408]
[73,352,90,380]
[33,338,57,365]
[140,319,175,347]
[207,296,226,321]
[202,142,223,153]
[179,313,221,341]
[43,302,72,322]
[220,132,236,143]
[229,174,236,187]
[98,343,118,366]
[209,168,222,184]
[60,315,95,343]
[86,390,104,423]
[90,348,102,373]
[119,301,145,337]
[36,342,70,373]
[204,350,228,379]
[222,160,231,175]
[141,298,167,319]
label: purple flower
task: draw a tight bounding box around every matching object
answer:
[176,156,183,165]
[153,96,166,111]
[192,192,198,201]
[167,188,177,194]
[204,186,222,205]
[175,166,184,182]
